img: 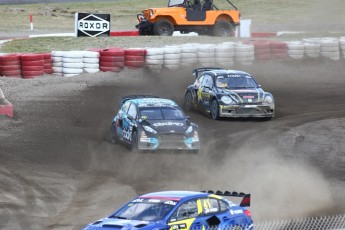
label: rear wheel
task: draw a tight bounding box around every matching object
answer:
[153,19,174,36]
[130,131,138,151]
[211,100,220,120]
[184,92,194,111]
[111,123,118,144]
[213,20,233,37]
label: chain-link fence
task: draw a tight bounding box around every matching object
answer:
[255,214,345,230]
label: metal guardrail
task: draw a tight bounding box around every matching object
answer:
[255,214,345,230]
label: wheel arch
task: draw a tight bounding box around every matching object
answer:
[153,16,177,25]
[215,14,234,23]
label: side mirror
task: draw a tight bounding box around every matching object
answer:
[186,116,190,120]
[127,115,134,121]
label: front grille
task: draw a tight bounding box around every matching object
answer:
[236,108,263,115]
[158,134,186,149]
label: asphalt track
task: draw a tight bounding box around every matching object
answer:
[1,59,345,229]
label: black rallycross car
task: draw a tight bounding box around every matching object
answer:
[184,68,275,120]
[111,95,200,151]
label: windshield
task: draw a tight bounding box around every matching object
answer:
[139,107,185,120]
[111,200,176,221]
[168,0,184,7]
[216,74,259,89]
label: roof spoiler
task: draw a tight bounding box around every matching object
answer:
[201,190,251,207]
[192,67,224,78]
[119,95,160,107]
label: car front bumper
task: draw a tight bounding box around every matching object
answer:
[219,104,274,118]
[138,134,200,151]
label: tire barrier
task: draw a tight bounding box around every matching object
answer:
[42,53,53,74]
[163,46,181,70]
[235,43,255,65]
[320,37,340,61]
[269,41,288,59]
[21,54,45,79]
[124,48,146,69]
[99,48,124,72]
[252,41,271,61]
[0,54,21,78]
[145,48,164,73]
[62,51,84,77]
[0,87,14,117]
[1,36,344,77]
[286,41,304,59]
[197,44,215,67]
[180,44,198,68]
[340,37,345,59]
[303,38,321,58]
[83,51,100,73]
[215,42,235,67]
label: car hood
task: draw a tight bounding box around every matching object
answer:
[85,218,155,229]
[147,120,188,133]
[221,88,265,103]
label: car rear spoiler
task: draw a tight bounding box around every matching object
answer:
[119,95,160,107]
[201,190,251,207]
[192,67,224,78]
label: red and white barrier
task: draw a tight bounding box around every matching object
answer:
[0,88,13,117]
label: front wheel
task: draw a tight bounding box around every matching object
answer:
[111,123,118,144]
[153,19,174,36]
[184,92,194,111]
[130,131,138,151]
[211,100,220,120]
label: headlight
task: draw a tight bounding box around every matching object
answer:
[149,10,154,17]
[263,95,273,104]
[143,125,157,134]
[220,96,233,104]
[186,126,193,134]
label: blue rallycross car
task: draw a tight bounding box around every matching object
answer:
[84,190,254,230]
[111,95,200,151]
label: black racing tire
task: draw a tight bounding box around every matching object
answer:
[111,123,118,144]
[184,91,194,111]
[211,99,220,120]
[153,19,174,36]
[213,20,233,37]
[130,131,138,151]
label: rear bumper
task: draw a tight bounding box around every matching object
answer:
[219,104,274,118]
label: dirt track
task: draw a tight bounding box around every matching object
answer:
[1,59,345,229]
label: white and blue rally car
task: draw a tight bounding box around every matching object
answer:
[111,95,200,151]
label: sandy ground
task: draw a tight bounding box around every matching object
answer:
[1,59,345,229]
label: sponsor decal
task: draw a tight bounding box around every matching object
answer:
[122,128,132,141]
[76,13,110,37]
[164,200,177,205]
[132,198,144,203]
[148,199,161,203]
[153,122,184,127]
[230,209,244,215]
[243,95,255,99]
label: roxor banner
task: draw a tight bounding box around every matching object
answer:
[75,13,110,37]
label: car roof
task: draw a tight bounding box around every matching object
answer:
[128,98,178,107]
[209,69,251,76]
[138,191,208,201]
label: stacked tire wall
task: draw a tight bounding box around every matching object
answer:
[1,36,345,78]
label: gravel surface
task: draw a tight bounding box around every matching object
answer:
[1,60,345,229]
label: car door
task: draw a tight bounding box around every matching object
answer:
[199,74,214,108]
[121,102,138,144]
[117,101,130,142]
[198,197,232,229]
[168,199,204,230]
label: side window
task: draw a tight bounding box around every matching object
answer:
[194,75,204,88]
[169,200,198,222]
[127,103,137,119]
[121,101,131,113]
[219,200,229,212]
[201,75,213,88]
[201,198,220,215]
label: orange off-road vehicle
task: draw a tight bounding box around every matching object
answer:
[135,0,240,37]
